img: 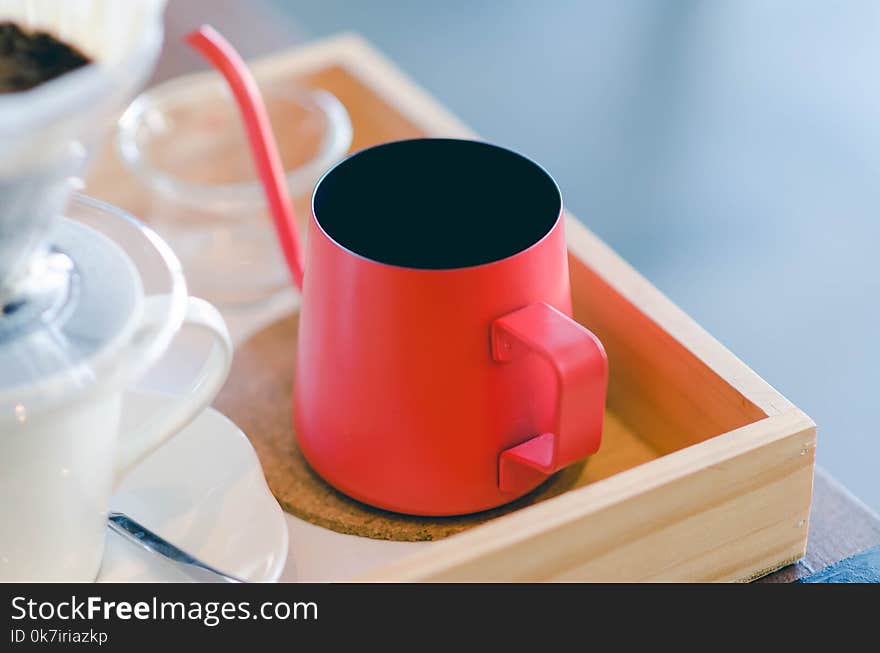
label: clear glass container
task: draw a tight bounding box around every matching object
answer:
[0,193,233,582]
[117,74,352,306]
[0,193,188,412]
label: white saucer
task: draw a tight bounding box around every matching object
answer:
[97,390,288,583]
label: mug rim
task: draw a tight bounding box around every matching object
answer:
[310,138,564,273]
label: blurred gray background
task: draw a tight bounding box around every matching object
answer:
[167,1,880,509]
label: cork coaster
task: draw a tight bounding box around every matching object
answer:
[214,312,586,541]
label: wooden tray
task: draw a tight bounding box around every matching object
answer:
[87,34,816,581]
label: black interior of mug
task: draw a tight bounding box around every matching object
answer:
[312,138,562,269]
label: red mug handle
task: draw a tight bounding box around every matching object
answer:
[491,302,608,493]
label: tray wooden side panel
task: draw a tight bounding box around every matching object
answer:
[361,411,815,581]
[565,223,771,454]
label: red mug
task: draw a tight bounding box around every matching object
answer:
[294,138,607,515]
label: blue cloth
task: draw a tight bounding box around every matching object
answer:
[798,545,880,583]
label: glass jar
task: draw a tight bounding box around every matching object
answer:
[117,74,352,306]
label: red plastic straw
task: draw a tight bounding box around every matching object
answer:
[185,25,305,290]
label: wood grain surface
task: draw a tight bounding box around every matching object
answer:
[760,468,880,582]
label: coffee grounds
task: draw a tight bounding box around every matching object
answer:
[0,22,91,93]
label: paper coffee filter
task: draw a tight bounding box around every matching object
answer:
[1,0,165,61]
[0,0,166,159]
[0,0,166,292]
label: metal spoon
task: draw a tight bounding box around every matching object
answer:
[107,512,246,583]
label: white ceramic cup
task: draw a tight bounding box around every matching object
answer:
[0,196,233,582]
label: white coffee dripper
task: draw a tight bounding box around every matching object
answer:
[0,0,167,292]
[0,0,234,582]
